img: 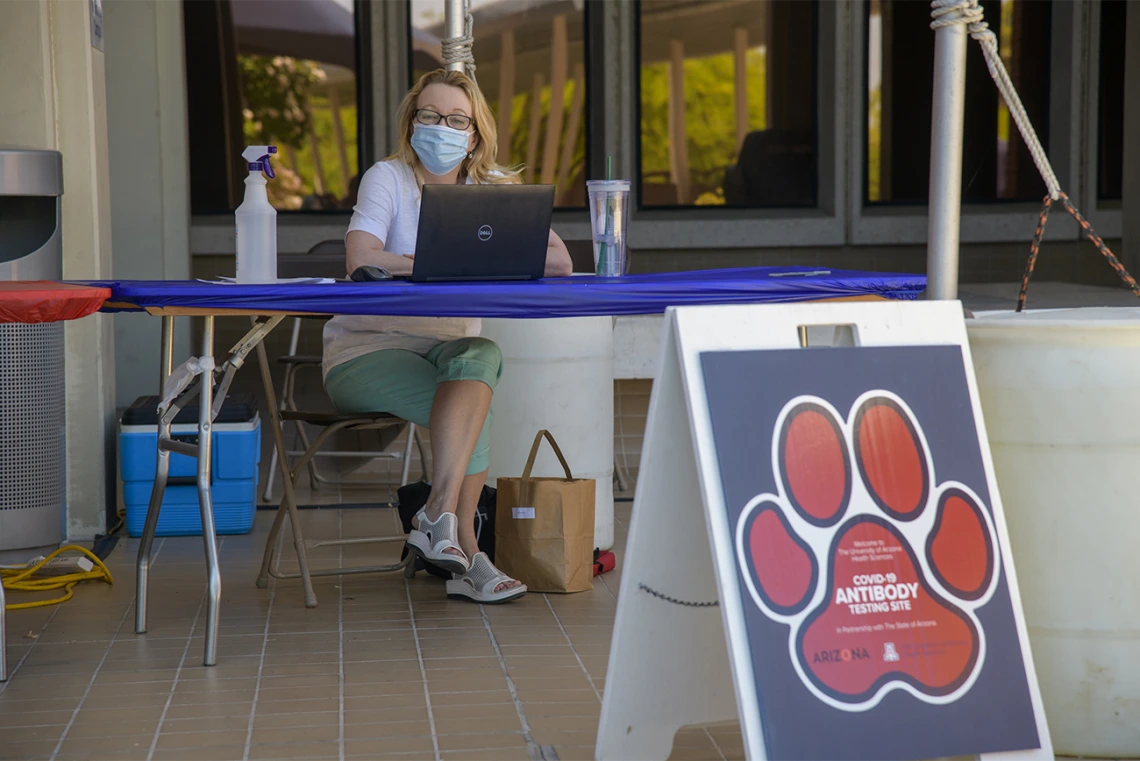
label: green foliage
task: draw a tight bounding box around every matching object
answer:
[239,55,328,150]
[639,48,768,204]
[274,97,360,205]
[238,53,360,210]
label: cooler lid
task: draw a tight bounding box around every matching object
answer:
[121,392,259,427]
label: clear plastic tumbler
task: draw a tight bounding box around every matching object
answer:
[587,180,630,277]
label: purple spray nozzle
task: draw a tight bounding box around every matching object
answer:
[241,145,278,179]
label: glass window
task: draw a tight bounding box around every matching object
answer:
[1098,0,1126,201]
[637,0,818,209]
[409,0,590,208]
[866,0,1052,205]
[184,0,363,213]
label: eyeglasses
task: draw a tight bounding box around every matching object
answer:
[414,109,473,131]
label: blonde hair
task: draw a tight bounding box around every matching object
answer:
[390,69,521,186]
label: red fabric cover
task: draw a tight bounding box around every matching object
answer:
[0,281,111,324]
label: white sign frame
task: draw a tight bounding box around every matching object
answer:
[595,301,1052,761]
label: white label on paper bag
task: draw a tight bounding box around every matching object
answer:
[513,507,535,519]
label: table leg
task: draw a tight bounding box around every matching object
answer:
[198,316,222,666]
[255,492,290,589]
[136,316,175,635]
[254,329,317,607]
[399,425,415,487]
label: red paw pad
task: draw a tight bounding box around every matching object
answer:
[743,503,816,614]
[778,403,849,526]
[854,398,928,520]
[799,517,979,701]
[927,489,994,600]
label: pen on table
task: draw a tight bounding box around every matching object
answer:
[769,270,832,278]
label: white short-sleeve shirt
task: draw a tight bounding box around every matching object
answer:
[322,160,483,377]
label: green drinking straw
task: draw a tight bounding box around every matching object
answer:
[599,156,613,274]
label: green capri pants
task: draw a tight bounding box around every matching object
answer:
[323,337,503,476]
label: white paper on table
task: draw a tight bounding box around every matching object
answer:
[196,277,336,285]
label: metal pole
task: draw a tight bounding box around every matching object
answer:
[198,317,222,666]
[160,315,174,387]
[253,328,318,607]
[136,315,175,635]
[444,0,465,73]
[925,20,969,301]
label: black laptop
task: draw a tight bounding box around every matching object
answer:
[411,184,555,282]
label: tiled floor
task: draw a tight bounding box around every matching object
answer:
[0,498,741,761]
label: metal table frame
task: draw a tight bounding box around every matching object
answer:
[135,312,295,666]
[133,307,442,666]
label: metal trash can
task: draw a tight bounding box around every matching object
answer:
[0,149,65,550]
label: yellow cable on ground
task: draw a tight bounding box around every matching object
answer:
[2,545,114,610]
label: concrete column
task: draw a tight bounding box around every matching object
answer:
[104,0,191,410]
[0,0,117,539]
[1123,2,1140,272]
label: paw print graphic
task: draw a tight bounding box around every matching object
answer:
[736,391,999,712]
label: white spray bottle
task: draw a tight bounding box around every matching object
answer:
[235,145,278,283]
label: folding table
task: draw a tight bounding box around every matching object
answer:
[94,267,925,666]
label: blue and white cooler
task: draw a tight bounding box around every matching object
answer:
[119,393,261,537]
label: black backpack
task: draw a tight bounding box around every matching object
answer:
[396,481,496,579]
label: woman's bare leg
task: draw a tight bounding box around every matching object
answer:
[419,380,491,560]
[454,470,519,592]
[454,470,488,558]
[418,375,517,591]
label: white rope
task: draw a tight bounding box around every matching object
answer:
[441,0,477,83]
[930,0,1061,199]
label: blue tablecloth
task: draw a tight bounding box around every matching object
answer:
[91,267,925,318]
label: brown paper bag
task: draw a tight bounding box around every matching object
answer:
[495,430,595,593]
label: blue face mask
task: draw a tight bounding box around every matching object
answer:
[410,123,471,176]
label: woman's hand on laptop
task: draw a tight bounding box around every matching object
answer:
[544,229,573,277]
[346,231,415,276]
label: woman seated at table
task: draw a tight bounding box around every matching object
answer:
[322,69,573,604]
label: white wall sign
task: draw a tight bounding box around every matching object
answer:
[595,301,1052,761]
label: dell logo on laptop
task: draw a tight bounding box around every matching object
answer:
[478,225,493,241]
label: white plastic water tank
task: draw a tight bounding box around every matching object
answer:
[480,317,615,551]
[967,308,1140,757]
